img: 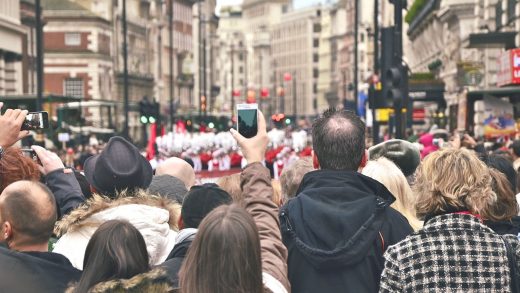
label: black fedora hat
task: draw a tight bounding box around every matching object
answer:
[84,136,153,197]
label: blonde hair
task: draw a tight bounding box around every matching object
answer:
[362,157,422,230]
[217,173,242,202]
[414,148,497,220]
[280,157,314,201]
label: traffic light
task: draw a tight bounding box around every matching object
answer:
[385,65,408,109]
[139,98,160,124]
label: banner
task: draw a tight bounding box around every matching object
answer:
[482,96,516,137]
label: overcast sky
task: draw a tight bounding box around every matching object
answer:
[215,0,327,14]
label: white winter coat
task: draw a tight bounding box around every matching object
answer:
[53,191,180,270]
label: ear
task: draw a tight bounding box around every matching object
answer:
[312,150,320,169]
[359,150,369,170]
[178,216,184,230]
[1,222,12,241]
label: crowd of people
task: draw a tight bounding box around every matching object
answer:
[1,100,520,292]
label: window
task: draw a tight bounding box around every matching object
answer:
[64,78,84,98]
[313,39,319,48]
[313,53,319,63]
[239,66,243,73]
[313,69,319,78]
[496,3,503,29]
[65,33,81,46]
[239,53,244,61]
[313,23,321,33]
[508,0,516,23]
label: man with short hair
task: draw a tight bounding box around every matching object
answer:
[156,157,196,189]
[279,108,413,293]
[0,180,81,292]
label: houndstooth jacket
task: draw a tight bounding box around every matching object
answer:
[379,213,520,292]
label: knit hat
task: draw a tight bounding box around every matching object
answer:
[368,139,420,177]
[148,175,188,204]
[181,183,232,229]
[84,136,153,198]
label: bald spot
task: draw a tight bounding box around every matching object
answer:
[326,117,354,137]
[156,157,196,189]
[0,181,57,243]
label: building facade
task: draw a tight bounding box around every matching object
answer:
[0,0,25,95]
[212,5,247,113]
[241,0,290,117]
[404,0,520,131]
[271,6,322,116]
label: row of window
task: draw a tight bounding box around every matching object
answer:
[496,0,517,29]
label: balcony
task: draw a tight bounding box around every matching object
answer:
[406,0,439,37]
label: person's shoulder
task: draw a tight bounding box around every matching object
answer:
[381,207,414,244]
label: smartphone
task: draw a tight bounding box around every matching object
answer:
[237,103,258,138]
[21,148,41,165]
[21,111,49,131]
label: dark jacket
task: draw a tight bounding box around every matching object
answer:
[380,214,520,292]
[161,229,197,288]
[485,216,520,237]
[45,168,85,218]
[0,245,81,293]
[280,170,413,293]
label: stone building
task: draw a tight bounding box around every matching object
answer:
[212,5,247,113]
[404,0,520,131]
[271,6,322,116]
[0,0,25,95]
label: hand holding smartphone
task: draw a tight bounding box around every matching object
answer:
[21,111,49,131]
[237,104,258,138]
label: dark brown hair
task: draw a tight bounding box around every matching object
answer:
[484,168,519,221]
[0,147,40,193]
[75,220,150,293]
[179,204,263,293]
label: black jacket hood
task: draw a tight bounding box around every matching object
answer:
[280,169,396,270]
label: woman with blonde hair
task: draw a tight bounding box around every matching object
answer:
[380,148,520,292]
[362,157,422,230]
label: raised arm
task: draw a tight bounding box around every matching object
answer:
[231,111,290,293]
[32,145,85,218]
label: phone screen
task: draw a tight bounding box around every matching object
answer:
[237,108,258,138]
[21,112,49,130]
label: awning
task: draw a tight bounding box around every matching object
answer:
[467,86,520,98]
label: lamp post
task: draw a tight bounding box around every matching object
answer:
[35,0,44,112]
[169,0,175,132]
[122,0,129,139]
[354,0,359,115]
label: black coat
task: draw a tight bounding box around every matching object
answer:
[0,245,81,293]
[160,233,195,288]
[279,170,413,293]
[485,216,520,236]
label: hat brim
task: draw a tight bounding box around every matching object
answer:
[84,154,103,193]
[84,153,153,194]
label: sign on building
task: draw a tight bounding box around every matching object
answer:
[497,48,520,86]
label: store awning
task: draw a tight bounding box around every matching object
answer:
[466,31,517,50]
[467,86,520,98]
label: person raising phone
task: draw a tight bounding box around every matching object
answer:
[0,102,30,159]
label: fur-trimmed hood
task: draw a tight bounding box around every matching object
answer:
[55,189,180,236]
[66,268,175,293]
[52,190,181,270]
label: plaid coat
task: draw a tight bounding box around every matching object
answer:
[380,213,520,292]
